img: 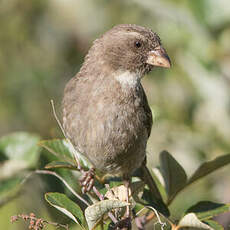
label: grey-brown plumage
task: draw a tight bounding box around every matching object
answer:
[62,24,171,180]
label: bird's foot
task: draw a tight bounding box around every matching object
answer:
[80,168,95,193]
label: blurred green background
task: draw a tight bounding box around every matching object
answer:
[0,0,230,229]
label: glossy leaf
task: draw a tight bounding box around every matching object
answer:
[38,139,74,162]
[137,188,170,217]
[160,151,187,201]
[133,203,145,214]
[101,220,112,230]
[37,170,89,207]
[85,200,128,230]
[45,161,77,170]
[63,139,92,169]
[137,164,169,217]
[188,154,230,185]
[140,164,163,201]
[45,192,87,229]
[178,213,213,229]
[151,167,167,201]
[0,132,40,167]
[39,139,91,169]
[204,220,224,230]
[186,201,230,220]
[130,181,145,197]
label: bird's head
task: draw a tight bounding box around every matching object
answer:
[87,24,171,77]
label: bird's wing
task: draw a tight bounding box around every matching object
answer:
[140,84,153,138]
[62,75,85,151]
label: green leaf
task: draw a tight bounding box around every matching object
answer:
[100,220,112,230]
[186,201,230,220]
[137,188,170,217]
[131,181,145,197]
[37,170,89,207]
[133,203,145,214]
[138,164,170,217]
[39,139,91,169]
[151,167,167,201]
[85,200,128,230]
[159,151,187,201]
[39,139,74,162]
[45,161,77,170]
[0,132,40,167]
[188,154,230,185]
[204,220,224,230]
[178,213,214,229]
[45,192,87,229]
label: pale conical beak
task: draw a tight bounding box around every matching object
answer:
[146,46,171,68]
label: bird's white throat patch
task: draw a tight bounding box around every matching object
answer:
[115,71,140,88]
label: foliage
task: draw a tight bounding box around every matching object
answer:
[0,132,41,207]
[3,132,229,229]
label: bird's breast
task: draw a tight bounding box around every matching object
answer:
[114,70,141,89]
[63,75,151,177]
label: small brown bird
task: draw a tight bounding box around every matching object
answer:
[62,24,171,210]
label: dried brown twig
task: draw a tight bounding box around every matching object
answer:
[11,213,69,230]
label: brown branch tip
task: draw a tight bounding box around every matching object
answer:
[11,213,69,230]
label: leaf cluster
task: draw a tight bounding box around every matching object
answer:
[39,138,230,229]
[0,133,229,229]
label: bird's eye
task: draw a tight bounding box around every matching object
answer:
[135,41,142,48]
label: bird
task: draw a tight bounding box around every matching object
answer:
[62,24,171,217]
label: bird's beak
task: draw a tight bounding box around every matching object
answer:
[146,46,171,68]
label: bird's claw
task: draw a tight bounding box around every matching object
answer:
[80,168,95,193]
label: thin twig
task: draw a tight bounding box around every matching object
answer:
[136,206,170,230]
[146,206,166,230]
[145,212,156,222]
[51,99,68,139]
[11,213,69,230]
